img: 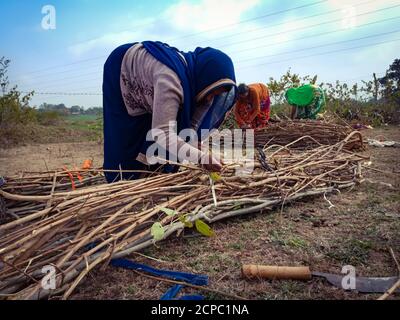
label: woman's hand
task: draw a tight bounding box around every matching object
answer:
[200,152,224,172]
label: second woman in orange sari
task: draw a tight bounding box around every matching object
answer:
[234,83,271,130]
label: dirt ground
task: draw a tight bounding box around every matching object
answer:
[0,126,399,300]
[0,141,104,176]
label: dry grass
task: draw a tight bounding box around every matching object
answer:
[0,123,99,149]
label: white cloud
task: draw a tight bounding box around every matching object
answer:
[68,0,261,58]
[165,0,260,32]
[63,0,399,99]
[326,0,400,27]
[69,31,137,57]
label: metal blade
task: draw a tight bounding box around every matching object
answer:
[312,272,400,293]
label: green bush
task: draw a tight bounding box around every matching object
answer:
[36,110,61,126]
[0,89,36,127]
[265,64,400,126]
[0,57,35,129]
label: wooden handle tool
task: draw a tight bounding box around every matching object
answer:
[242,265,312,280]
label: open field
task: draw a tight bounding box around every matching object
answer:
[61,114,102,135]
[0,114,103,149]
[0,114,103,176]
[0,141,103,176]
[0,125,399,300]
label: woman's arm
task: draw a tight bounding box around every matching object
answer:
[151,70,222,171]
[234,102,246,127]
[247,88,261,122]
[290,105,297,119]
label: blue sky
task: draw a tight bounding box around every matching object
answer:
[1,0,400,108]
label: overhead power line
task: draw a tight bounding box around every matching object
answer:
[14,13,398,89]
[10,5,400,82]
[11,1,391,83]
[229,15,400,56]
[236,37,400,70]
[167,0,330,42]
[14,56,106,78]
[195,0,378,46]
[19,91,102,96]
[21,25,399,91]
[18,34,398,99]
[235,29,400,64]
[216,3,400,49]
[10,0,331,79]
[20,36,399,96]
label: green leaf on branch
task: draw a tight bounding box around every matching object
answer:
[195,219,215,237]
[179,215,193,228]
[160,207,178,217]
[151,222,165,241]
[210,172,221,182]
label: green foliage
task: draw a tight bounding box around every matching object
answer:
[38,103,102,116]
[0,58,104,146]
[36,110,61,126]
[150,222,165,241]
[209,172,221,182]
[159,207,178,217]
[378,59,400,105]
[84,107,102,115]
[0,57,35,127]
[195,219,215,237]
[179,215,194,228]
[0,57,38,145]
[267,68,319,105]
[265,61,400,125]
[62,114,103,140]
[39,103,70,115]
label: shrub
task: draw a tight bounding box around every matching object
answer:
[0,57,36,130]
[36,110,61,126]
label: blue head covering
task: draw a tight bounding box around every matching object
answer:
[142,41,237,136]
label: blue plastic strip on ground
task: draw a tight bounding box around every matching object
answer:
[110,258,209,286]
[178,294,204,300]
[160,284,204,300]
[160,284,183,300]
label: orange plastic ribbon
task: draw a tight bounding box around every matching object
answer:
[63,166,76,191]
[82,159,93,170]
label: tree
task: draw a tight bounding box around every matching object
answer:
[70,105,83,114]
[379,59,400,105]
[266,69,319,104]
[0,57,35,128]
[0,57,11,95]
[38,103,69,115]
[85,107,102,115]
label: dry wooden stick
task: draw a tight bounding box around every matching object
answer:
[377,279,400,300]
[377,248,400,300]
[389,247,400,276]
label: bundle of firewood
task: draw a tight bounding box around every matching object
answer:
[254,120,364,150]
[0,170,105,221]
[0,132,366,300]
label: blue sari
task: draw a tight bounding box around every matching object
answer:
[102,41,237,183]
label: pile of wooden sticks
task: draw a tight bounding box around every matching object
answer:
[0,170,105,221]
[254,120,364,150]
[0,131,366,300]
